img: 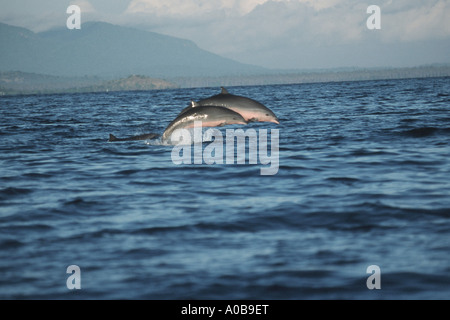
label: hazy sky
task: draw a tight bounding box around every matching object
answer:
[1,0,449,69]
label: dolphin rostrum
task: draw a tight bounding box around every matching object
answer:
[180,87,279,124]
[162,103,247,142]
[109,133,159,142]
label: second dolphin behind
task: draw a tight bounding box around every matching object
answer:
[179,87,279,124]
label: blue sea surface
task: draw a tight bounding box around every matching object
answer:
[0,77,449,299]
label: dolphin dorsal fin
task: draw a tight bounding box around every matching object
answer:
[220,87,229,94]
[191,100,198,107]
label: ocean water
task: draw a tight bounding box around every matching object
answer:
[0,77,449,300]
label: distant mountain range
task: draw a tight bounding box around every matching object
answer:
[1,22,449,95]
[0,21,266,79]
[2,65,449,96]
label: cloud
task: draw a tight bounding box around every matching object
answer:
[122,0,449,68]
[1,0,448,69]
[125,0,272,16]
[70,0,96,14]
[0,0,97,32]
[124,0,351,17]
[124,0,450,40]
[382,0,450,42]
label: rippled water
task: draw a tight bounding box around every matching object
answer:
[1,77,449,299]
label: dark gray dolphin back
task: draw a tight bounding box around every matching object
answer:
[194,87,279,123]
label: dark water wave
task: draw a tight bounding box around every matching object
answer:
[399,126,450,138]
[0,187,34,198]
[1,77,449,299]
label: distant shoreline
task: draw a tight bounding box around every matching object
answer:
[172,65,450,88]
[1,65,449,96]
[0,73,177,96]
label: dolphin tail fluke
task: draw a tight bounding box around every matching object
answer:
[220,87,229,94]
[109,134,117,142]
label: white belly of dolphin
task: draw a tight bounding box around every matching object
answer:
[162,105,247,142]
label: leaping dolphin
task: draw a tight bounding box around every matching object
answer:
[109,133,159,142]
[162,103,247,142]
[180,87,279,124]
